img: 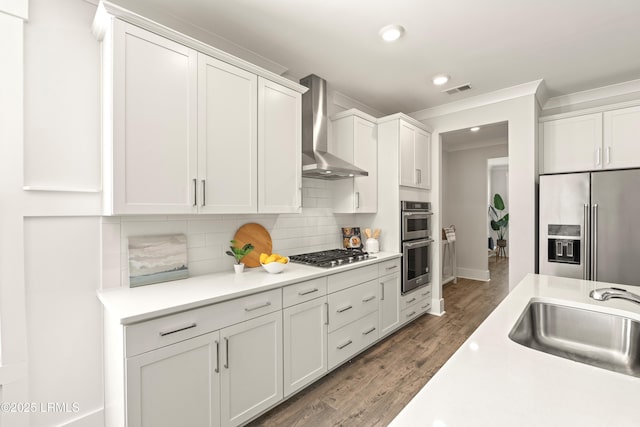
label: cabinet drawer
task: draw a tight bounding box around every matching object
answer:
[328,311,379,370]
[125,288,282,357]
[378,258,401,277]
[401,305,424,323]
[327,264,378,294]
[328,279,378,332]
[400,284,431,310]
[282,277,327,308]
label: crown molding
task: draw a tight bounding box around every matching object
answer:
[331,91,384,119]
[543,78,640,111]
[443,138,507,153]
[410,80,543,121]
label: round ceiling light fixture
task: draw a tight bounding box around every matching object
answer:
[432,74,450,86]
[470,126,481,132]
[379,24,405,42]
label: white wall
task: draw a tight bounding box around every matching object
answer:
[443,144,508,280]
[421,94,539,291]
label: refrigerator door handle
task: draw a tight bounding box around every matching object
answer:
[591,204,599,281]
[583,203,590,280]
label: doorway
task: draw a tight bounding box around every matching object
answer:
[441,121,508,282]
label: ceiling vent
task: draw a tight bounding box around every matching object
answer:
[443,83,472,95]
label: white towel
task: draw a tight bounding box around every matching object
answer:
[444,226,456,243]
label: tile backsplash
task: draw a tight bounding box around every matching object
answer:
[101,178,357,288]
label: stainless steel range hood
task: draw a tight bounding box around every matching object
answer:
[300,74,368,180]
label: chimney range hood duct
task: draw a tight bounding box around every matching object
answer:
[300,74,368,180]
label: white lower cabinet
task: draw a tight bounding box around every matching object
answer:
[220,311,283,427]
[400,285,432,326]
[126,332,220,427]
[328,311,379,369]
[283,296,328,397]
[379,272,401,337]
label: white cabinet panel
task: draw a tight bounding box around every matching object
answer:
[258,78,302,213]
[399,122,416,187]
[399,120,431,189]
[126,331,220,427]
[220,311,283,427]
[198,53,257,213]
[379,272,401,337]
[110,20,198,214]
[603,105,640,170]
[283,297,328,397]
[542,113,602,174]
[328,279,378,332]
[415,129,431,189]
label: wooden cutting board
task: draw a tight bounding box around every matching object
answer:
[233,223,272,268]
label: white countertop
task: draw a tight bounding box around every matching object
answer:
[390,274,640,427]
[98,252,401,325]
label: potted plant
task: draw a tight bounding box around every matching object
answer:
[488,193,509,255]
[226,240,254,273]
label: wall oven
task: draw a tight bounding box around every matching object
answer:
[400,201,433,294]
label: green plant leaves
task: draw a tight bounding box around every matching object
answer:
[493,193,505,211]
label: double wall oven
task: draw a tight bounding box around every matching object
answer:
[401,201,433,294]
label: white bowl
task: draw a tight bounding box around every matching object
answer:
[261,258,289,274]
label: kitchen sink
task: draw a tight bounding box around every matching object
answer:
[509,301,640,378]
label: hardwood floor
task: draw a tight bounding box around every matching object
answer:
[249,257,509,427]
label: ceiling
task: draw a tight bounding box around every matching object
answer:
[442,122,508,152]
[111,0,640,115]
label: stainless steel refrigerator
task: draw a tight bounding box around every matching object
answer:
[539,169,640,286]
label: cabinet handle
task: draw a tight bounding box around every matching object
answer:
[385,265,398,271]
[355,192,360,209]
[422,291,431,297]
[596,147,602,166]
[406,311,417,318]
[421,304,431,310]
[380,282,385,301]
[224,337,229,369]
[214,340,220,373]
[406,297,416,304]
[337,340,353,350]
[415,169,420,184]
[193,178,197,206]
[363,326,376,336]
[337,305,353,313]
[325,302,329,325]
[244,301,271,312]
[298,288,319,296]
[201,179,206,206]
[606,146,611,165]
[158,322,197,337]
[362,295,376,303]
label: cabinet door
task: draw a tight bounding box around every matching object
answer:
[258,78,302,213]
[126,331,220,427]
[603,105,640,170]
[283,297,328,397]
[198,53,257,213]
[112,20,198,214]
[354,117,378,212]
[542,113,603,174]
[379,273,401,337]
[220,311,283,427]
[414,130,431,189]
[399,122,416,187]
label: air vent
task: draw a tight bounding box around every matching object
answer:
[443,83,472,95]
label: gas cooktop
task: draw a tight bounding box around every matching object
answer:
[289,248,375,268]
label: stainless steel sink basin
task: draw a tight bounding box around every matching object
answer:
[509,301,640,378]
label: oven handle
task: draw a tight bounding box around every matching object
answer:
[403,239,434,248]
[402,211,433,216]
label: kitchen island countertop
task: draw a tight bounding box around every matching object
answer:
[390,273,640,427]
[98,251,401,325]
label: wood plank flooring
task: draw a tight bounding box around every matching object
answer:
[249,257,509,427]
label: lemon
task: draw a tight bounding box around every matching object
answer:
[259,253,269,264]
[265,254,278,264]
[276,257,288,264]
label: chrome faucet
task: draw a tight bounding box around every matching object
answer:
[590,287,640,306]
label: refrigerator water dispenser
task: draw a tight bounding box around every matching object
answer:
[547,225,580,264]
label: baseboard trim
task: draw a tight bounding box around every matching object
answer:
[456,267,490,282]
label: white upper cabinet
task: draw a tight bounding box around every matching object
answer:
[98,16,305,215]
[603,105,640,170]
[330,110,378,213]
[198,53,257,213]
[258,78,302,213]
[106,20,198,214]
[541,105,640,174]
[399,121,431,189]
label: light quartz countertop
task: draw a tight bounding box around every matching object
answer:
[98,251,401,325]
[390,273,640,427]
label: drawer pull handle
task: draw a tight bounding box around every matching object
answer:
[337,340,353,350]
[158,322,197,337]
[406,297,416,304]
[406,311,417,318]
[421,304,431,310]
[214,340,220,373]
[385,265,398,271]
[362,295,376,303]
[363,327,376,336]
[298,288,319,296]
[337,305,353,313]
[244,301,271,312]
[422,291,431,297]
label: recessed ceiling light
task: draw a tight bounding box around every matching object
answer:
[325,170,332,174]
[379,25,405,42]
[432,74,450,86]
[470,127,480,132]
